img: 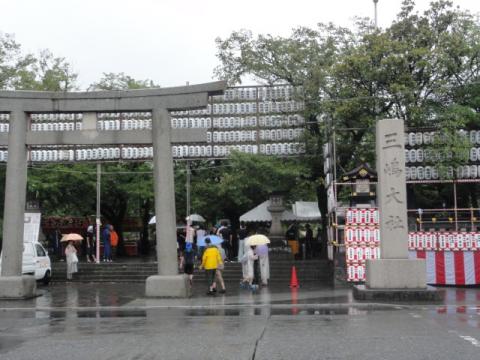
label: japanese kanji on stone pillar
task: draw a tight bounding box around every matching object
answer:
[365,118,426,289]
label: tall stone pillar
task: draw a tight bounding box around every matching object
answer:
[365,119,426,289]
[0,109,36,298]
[146,108,188,297]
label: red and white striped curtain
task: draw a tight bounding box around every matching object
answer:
[409,250,480,286]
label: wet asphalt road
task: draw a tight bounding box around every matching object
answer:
[0,283,479,360]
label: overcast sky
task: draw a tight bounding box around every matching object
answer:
[2,0,480,90]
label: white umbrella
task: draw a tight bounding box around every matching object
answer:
[148,216,187,229]
[186,214,205,222]
[245,234,271,246]
[60,233,84,242]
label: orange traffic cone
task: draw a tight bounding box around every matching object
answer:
[290,266,299,288]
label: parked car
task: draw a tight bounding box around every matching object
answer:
[0,242,51,285]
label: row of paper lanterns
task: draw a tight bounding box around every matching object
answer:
[344,227,380,244]
[408,232,480,251]
[406,165,480,180]
[0,143,306,163]
[209,100,303,115]
[30,113,82,121]
[211,131,257,143]
[346,246,381,262]
[24,118,307,132]
[217,86,297,101]
[97,112,151,120]
[30,148,153,161]
[31,123,80,131]
[405,148,479,163]
[259,128,303,141]
[97,120,152,131]
[347,265,366,282]
[405,130,480,147]
[345,209,380,225]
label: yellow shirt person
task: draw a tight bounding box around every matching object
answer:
[201,246,223,270]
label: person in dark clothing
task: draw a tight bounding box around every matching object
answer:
[181,242,196,288]
[286,222,299,259]
[177,229,186,256]
[102,224,112,262]
[305,224,314,259]
[85,221,96,262]
[217,222,232,261]
[237,222,249,261]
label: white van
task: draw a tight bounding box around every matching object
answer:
[0,242,51,285]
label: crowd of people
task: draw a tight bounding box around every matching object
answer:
[60,217,320,287]
[62,222,119,280]
[178,221,270,295]
[286,222,321,260]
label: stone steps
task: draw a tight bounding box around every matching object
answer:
[51,260,333,283]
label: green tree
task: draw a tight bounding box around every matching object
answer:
[0,33,78,245]
[214,0,480,233]
[88,72,158,91]
[0,32,35,89]
[184,152,315,229]
[13,49,78,91]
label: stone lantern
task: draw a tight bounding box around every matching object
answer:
[267,191,286,247]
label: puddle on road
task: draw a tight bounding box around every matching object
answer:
[39,307,380,319]
[0,337,25,354]
[270,296,351,305]
[47,310,147,319]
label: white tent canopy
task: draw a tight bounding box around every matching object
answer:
[240,200,297,223]
[292,201,321,221]
[240,200,321,223]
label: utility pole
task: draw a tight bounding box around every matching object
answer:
[373,0,379,28]
[186,161,191,218]
[96,163,101,263]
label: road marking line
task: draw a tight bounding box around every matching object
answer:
[459,335,480,348]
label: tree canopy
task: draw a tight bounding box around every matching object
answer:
[214,0,480,212]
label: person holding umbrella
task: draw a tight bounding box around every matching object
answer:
[255,244,270,286]
[199,237,223,295]
[240,242,257,288]
[65,241,78,280]
[245,234,270,291]
[61,233,83,280]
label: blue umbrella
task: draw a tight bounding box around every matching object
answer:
[197,235,223,247]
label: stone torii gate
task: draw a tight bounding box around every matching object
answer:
[0,81,226,298]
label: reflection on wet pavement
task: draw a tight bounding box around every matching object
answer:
[0,282,479,313]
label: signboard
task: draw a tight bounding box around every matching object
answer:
[24,212,41,243]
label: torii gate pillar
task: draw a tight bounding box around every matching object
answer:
[145,108,188,297]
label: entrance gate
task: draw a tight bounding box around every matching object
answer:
[0,81,226,298]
